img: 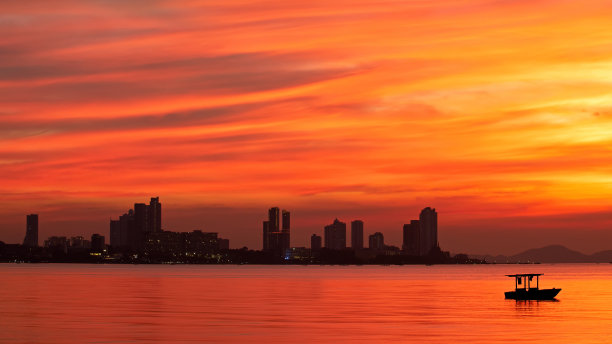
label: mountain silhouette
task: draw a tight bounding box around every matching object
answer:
[510,245,590,263]
[472,245,612,263]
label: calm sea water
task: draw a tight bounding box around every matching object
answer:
[1,264,611,343]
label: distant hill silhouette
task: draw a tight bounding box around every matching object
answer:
[511,245,590,263]
[471,245,612,263]
[590,250,612,262]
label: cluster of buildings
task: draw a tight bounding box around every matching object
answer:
[44,234,106,254]
[13,197,229,262]
[403,207,438,256]
[22,214,38,248]
[262,207,290,254]
[19,214,107,255]
[108,197,229,260]
[141,230,229,262]
[306,207,438,256]
[262,206,439,261]
[10,200,442,263]
[109,197,162,251]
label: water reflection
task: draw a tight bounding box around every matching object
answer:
[510,299,560,315]
[0,264,611,343]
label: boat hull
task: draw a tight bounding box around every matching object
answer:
[505,288,561,300]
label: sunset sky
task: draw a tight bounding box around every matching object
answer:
[2,0,612,254]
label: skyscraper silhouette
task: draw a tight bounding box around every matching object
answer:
[109,197,163,252]
[369,232,384,250]
[419,207,438,256]
[23,214,38,247]
[403,220,420,255]
[281,210,290,254]
[324,219,346,250]
[282,210,290,231]
[351,220,364,249]
[120,209,134,250]
[268,207,280,232]
[110,219,121,248]
[262,207,290,255]
[147,197,162,233]
[311,234,322,250]
[133,203,148,250]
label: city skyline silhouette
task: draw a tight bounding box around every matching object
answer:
[3,1,612,343]
[3,196,467,264]
[3,197,612,264]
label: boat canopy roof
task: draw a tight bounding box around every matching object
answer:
[506,273,543,277]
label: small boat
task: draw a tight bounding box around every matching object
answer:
[505,273,561,300]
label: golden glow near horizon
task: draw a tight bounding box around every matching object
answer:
[2,0,612,251]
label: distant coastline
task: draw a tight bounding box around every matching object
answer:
[0,244,485,265]
[469,244,612,264]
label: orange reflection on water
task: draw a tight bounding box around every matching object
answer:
[1,264,612,343]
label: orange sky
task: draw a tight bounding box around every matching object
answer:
[2,0,612,254]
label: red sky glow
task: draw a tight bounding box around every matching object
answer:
[2,0,612,254]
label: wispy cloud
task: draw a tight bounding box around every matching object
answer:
[2,0,612,252]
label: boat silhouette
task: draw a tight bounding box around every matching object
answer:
[505,273,561,300]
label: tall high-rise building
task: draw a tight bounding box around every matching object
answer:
[23,214,38,247]
[351,220,364,249]
[120,209,135,250]
[134,203,148,231]
[282,210,290,231]
[133,203,148,250]
[311,234,322,250]
[402,220,420,256]
[419,207,438,256]
[369,232,384,250]
[109,197,162,252]
[281,209,290,255]
[147,197,162,233]
[324,219,346,250]
[110,219,121,248]
[268,207,280,232]
[263,207,290,255]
